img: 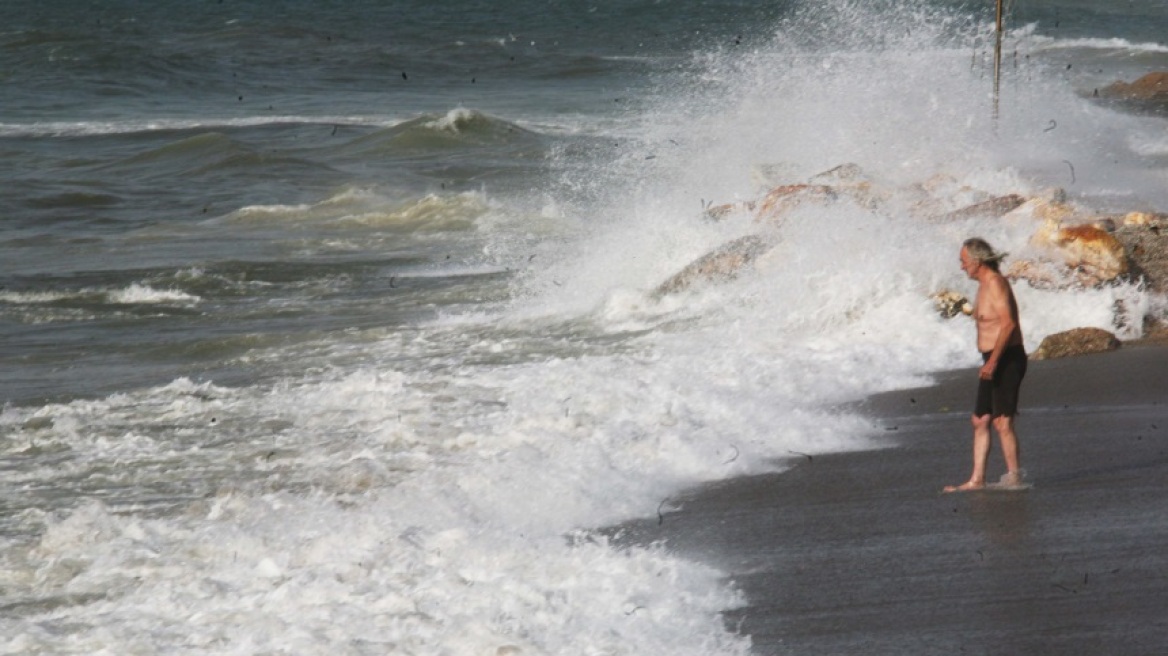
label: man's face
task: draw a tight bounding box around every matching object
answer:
[959,247,980,280]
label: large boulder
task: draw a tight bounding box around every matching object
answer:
[1098,72,1168,112]
[1002,195,1079,224]
[653,234,774,296]
[933,194,1027,222]
[1027,218,1130,285]
[1115,222,1168,292]
[1032,327,1121,360]
[754,184,838,223]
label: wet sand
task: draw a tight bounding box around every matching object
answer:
[616,344,1168,655]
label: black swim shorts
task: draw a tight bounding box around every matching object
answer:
[974,344,1027,418]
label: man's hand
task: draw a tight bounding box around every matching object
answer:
[979,360,996,380]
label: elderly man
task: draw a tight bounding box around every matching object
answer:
[944,238,1028,492]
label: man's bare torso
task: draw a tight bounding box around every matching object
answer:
[974,271,1023,353]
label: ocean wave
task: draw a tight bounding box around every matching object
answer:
[0,290,71,304]
[1026,35,1168,55]
[335,108,546,158]
[0,283,200,307]
[0,115,401,138]
[227,188,493,233]
[107,283,201,305]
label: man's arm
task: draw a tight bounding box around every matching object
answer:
[980,275,1019,379]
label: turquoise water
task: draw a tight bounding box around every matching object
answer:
[2,1,1166,653]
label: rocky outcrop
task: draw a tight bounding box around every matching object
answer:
[679,166,1165,329]
[754,184,838,223]
[1032,327,1121,360]
[1122,211,1167,229]
[1020,219,1130,286]
[653,234,774,296]
[1001,195,1080,224]
[1097,71,1168,113]
[704,201,754,221]
[1115,222,1168,292]
[933,194,1027,222]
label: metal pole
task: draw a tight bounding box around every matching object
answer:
[993,0,1003,121]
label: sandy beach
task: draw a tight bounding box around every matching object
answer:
[616,344,1168,655]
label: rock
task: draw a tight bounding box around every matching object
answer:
[933,194,1027,222]
[1098,71,1168,112]
[754,184,838,223]
[1032,327,1121,360]
[1090,217,1118,233]
[1139,316,1168,344]
[808,163,866,184]
[1003,196,1080,223]
[1005,258,1063,289]
[1028,218,1130,284]
[931,290,972,318]
[653,234,774,296]
[1122,211,1167,228]
[1052,223,1130,281]
[704,201,754,221]
[1115,224,1168,292]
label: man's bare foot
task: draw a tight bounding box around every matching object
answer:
[942,480,985,493]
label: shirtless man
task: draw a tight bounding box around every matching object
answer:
[944,238,1027,493]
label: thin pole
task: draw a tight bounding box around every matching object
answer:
[992,0,1003,121]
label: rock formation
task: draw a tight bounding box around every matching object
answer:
[657,163,1166,356]
[933,194,1027,222]
[1025,219,1130,285]
[1115,221,1168,292]
[1097,71,1168,113]
[754,184,838,223]
[1032,327,1121,360]
[653,234,774,296]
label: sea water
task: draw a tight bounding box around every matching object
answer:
[2,0,1166,653]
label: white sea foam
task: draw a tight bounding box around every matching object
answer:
[1026,35,1168,55]
[107,283,200,305]
[0,284,200,306]
[0,290,71,304]
[422,107,483,133]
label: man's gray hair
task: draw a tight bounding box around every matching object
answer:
[963,237,1007,271]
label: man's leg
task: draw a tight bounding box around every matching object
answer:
[993,414,1022,483]
[944,413,992,492]
[969,413,992,485]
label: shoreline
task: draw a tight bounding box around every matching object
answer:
[614,343,1168,655]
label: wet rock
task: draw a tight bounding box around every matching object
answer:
[808,163,866,184]
[1005,258,1064,289]
[1028,219,1130,285]
[1122,211,1167,228]
[654,234,774,296]
[933,194,1027,222]
[1032,327,1121,360]
[931,290,972,318]
[1097,71,1168,113]
[1115,223,1168,292]
[754,184,838,223]
[1139,316,1168,344]
[1002,196,1080,224]
[704,201,755,222]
